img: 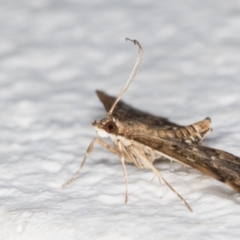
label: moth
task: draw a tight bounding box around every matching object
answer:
[63,38,240,211]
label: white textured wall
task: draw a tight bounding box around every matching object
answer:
[1,1,240,239]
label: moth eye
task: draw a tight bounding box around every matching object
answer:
[104,121,117,134]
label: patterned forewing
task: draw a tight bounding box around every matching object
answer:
[133,135,240,192]
[96,90,180,128]
[97,90,212,144]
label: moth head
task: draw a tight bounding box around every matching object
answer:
[92,117,118,138]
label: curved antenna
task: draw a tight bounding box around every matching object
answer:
[108,38,144,116]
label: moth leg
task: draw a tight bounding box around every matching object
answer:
[139,149,193,212]
[148,163,192,212]
[149,175,163,185]
[117,140,129,204]
[150,175,164,185]
[157,177,162,185]
[150,175,157,182]
[62,137,119,187]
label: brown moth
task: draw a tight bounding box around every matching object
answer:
[63,39,240,211]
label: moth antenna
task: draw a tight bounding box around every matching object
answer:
[108,38,144,116]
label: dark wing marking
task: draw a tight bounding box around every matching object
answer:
[133,135,240,192]
[155,117,211,144]
[96,90,180,128]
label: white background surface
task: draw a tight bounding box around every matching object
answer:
[1,0,240,239]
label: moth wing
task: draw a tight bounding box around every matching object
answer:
[133,135,240,192]
[96,90,211,143]
[155,117,212,144]
[96,90,181,128]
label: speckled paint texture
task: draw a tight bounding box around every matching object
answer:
[0,1,240,239]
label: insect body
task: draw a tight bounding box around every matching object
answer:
[63,39,240,211]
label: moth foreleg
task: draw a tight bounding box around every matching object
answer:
[62,137,119,187]
[117,140,129,204]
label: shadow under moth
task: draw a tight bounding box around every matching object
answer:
[63,38,240,211]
